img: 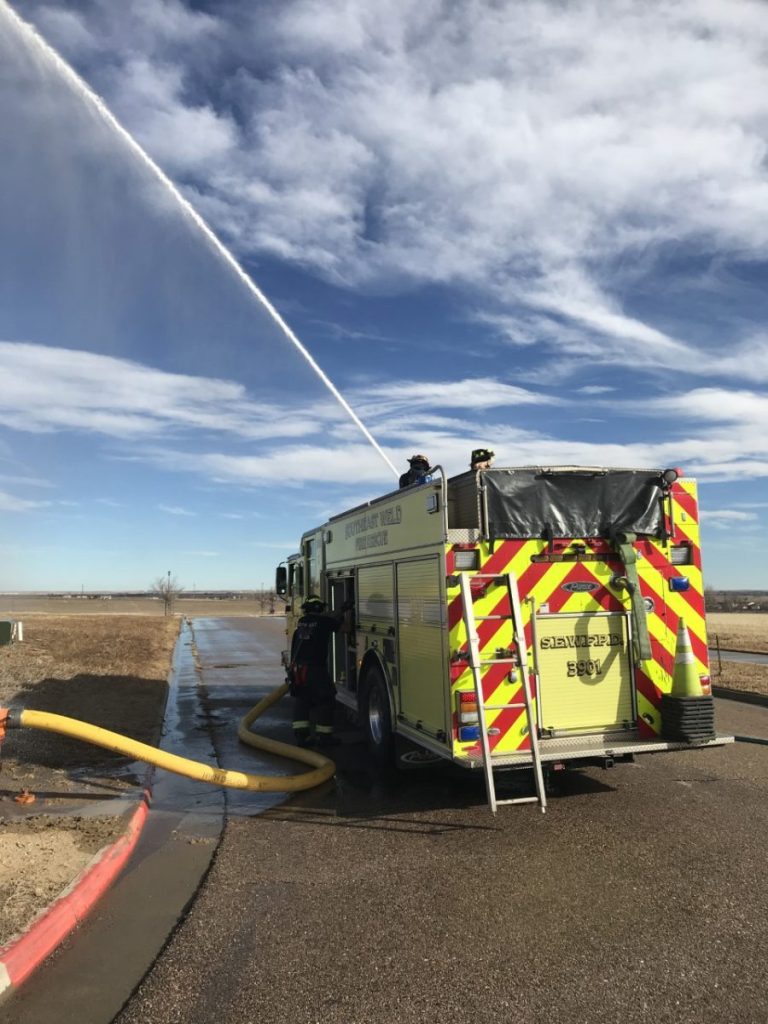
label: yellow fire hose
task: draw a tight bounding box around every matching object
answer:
[0,681,336,793]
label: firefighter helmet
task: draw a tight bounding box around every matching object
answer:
[470,448,495,467]
[301,595,325,612]
[408,453,430,468]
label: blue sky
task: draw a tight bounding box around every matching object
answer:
[1,0,767,592]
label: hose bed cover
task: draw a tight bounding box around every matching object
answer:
[482,467,665,540]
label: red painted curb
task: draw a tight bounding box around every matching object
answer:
[0,789,151,997]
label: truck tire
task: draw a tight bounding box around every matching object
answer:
[361,663,396,775]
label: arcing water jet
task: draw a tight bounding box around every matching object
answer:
[0,0,398,478]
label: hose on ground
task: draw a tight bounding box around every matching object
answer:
[0,682,335,793]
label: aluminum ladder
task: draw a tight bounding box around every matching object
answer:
[458,571,547,814]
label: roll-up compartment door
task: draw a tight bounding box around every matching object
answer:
[396,557,446,738]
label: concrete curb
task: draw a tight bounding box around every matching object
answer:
[0,785,152,1000]
[713,686,768,709]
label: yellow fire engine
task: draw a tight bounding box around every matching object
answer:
[276,465,731,811]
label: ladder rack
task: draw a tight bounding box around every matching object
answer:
[458,572,547,814]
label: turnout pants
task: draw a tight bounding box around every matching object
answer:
[291,664,335,743]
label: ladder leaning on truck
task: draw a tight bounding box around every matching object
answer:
[275,464,732,813]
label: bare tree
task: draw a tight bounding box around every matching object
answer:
[152,573,184,616]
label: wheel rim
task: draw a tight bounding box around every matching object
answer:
[368,684,385,746]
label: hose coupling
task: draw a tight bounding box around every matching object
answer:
[0,707,24,739]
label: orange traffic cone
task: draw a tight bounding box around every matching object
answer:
[670,618,703,698]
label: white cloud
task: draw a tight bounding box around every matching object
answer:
[42,0,765,375]
[0,341,338,442]
[158,504,195,516]
[704,509,758,523]
[11,0,768,388]
[106,57,238,175]
[2,341,768,491]
[354,378,560,419]
[0,473,53,488]
[0,489,51,511]
[703,508,760,529]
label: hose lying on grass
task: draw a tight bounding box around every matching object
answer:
[0,681,335,794]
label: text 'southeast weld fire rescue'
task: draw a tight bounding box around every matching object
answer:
[276,464,732,812]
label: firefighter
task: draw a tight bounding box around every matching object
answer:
[399,453,431,488]
[289,595,350,747]
[470,447,495,470]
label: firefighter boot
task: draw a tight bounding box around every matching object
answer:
[313,724,339,748]
[293,718,312,747]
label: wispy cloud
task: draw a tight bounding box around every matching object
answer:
[27,0,768,376]
[0,489,51,511]
[703,509,760,529]
[158,504,195,516]
[0,341,339,442]
[0,473,54,488]
[2,341,768,487]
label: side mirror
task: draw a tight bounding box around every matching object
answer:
[275,565,288,596]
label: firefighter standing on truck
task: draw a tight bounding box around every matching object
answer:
[289,595,349,747]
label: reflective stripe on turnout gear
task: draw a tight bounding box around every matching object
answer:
[315,724,333,734]
[292,720,311,730]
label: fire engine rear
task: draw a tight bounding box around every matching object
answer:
[276,464,731,808]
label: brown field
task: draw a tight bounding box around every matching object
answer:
[714,660,768,697]
[0,615,180,758]
[0,614,181,946]
[707,612,768,654]
[0,596,280,618]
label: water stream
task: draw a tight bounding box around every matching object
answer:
[1,0,399,479]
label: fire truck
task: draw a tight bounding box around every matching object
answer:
[275,465,730,811]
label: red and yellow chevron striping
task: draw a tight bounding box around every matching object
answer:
[448,479,709,759]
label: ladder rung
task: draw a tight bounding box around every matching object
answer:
[458,571,546,814]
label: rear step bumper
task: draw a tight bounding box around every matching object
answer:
[461,733,734,768]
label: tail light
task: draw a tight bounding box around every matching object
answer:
[457,691,480,741]
[457,691,478,723]
[700,675,712,696]
[458,726,481,741]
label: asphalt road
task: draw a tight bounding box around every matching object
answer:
[109,621,768,1024]
[6,618,768,1024]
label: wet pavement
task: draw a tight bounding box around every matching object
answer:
[3,616,295,1024]
[6,618,768,1024]
[117,685,768,1024]
[710,648,768,665]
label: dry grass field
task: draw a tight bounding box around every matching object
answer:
[0,614,180,946]
[0,615,180,776]
[707,612,768,653]
[714,660,768,696]
[0,595,276,618]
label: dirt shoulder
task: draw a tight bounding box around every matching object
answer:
[0,615,179,948]
[713,660,768,698]
[707,612,768,654]
[706,613,768,698]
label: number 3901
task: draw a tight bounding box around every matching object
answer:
[567,659,602,678]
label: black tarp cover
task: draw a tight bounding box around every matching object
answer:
[482,468,665,540]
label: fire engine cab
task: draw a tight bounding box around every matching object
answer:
[276,464,730,810]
